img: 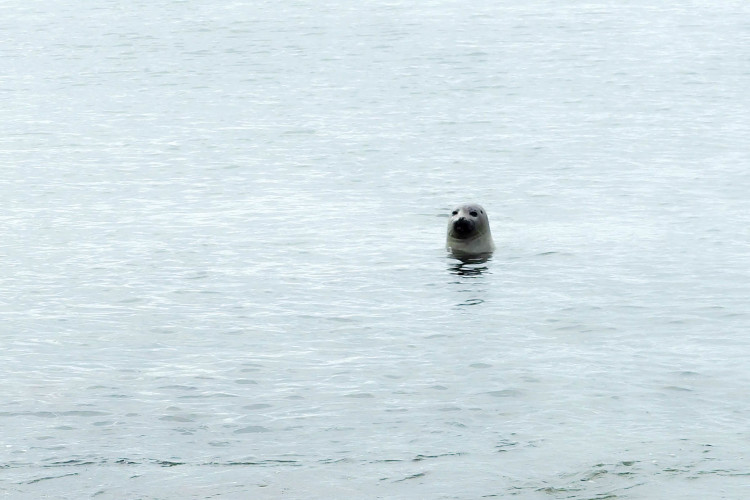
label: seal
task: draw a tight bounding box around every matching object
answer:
[446,203,495,258]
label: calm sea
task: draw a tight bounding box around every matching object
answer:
[2,1,749,498]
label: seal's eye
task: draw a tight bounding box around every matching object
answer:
[470,211,478,217]
[452,210,458,216]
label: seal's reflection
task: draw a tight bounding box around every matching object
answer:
[448,256,491,277]
[447,256,490,306]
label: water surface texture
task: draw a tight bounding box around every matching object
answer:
[2,1,750,498]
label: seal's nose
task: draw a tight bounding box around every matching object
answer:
[453,217,474,237]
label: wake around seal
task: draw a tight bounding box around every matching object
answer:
[446,203,495,258]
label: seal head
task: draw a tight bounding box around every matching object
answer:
[446,203,495,258]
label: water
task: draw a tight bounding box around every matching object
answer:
[2,1,749,498]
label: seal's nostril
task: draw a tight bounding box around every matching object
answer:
[453,218,474,237]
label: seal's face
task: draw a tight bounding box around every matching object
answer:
[448,205,486,240]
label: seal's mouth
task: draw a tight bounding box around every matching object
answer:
[451,218,475,239]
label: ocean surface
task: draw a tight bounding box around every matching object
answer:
[2,1,749,498]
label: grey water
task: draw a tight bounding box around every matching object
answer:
[2,0,749,498]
